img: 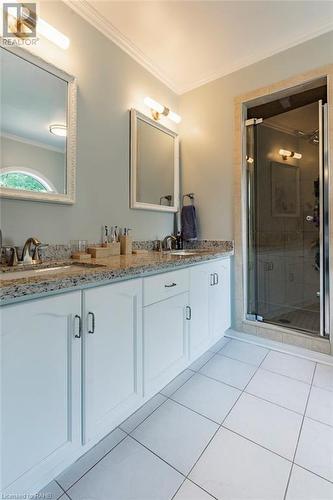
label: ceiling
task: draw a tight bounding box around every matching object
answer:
[66,0,333,94]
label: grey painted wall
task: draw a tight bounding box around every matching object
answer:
[0,1,179,246]
[179,31,333,240]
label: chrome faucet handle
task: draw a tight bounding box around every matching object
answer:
[32,243,48,262]
[2,246,18,266]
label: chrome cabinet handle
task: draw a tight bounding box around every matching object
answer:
[186,305,192,320]
[214,273,219,285]
[88,312,95,334]
[210,274,214,286]
[74,314,82,339]
[165,282,177,288]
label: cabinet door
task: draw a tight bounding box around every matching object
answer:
[189,263,211,359]
[209,258,231,339]
[1,292,81,494]
[143,292,189,396]
[83,279,143,444]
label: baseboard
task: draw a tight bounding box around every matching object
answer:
[226,328,333,366]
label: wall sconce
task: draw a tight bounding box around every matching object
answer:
[279,149,302,160]
[144,97,181,124]
[5,0,70,49]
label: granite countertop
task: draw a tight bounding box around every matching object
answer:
[0,248,233,305]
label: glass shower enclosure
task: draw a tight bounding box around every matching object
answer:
[246,96,329,337]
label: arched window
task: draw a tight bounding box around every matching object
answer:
[0,167,57,193]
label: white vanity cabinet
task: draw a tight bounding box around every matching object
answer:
[209,258,231,340]
[0,292,82,495]
[0,255,232,496]
[189,258,231,359]
[82,279,143,444]
[143,270,190,396]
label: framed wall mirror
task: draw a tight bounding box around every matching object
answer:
[0,42,77,204]
[130,109,179,212]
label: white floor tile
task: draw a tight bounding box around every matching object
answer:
[306,386,333,427]
[38,480,64,500]
[219,339,268,366]
[160,369,194,397]
[295,417,333,482]
[286,465,333,500]
[246,368,310,414]
[171,373,241,423]
[190,427,291,500]
[313,363,333,392]
[189,351,215,372]
[68,436,183,500]
[120,394,167,434]
[132,399,218,474]
[57,428,126,490]
[200,354,257,390]
[208,337,230,353]
[173,480,214,500]
[224,392,303,459]
[261,351,315,384]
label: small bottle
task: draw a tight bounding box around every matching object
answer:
[102,225,108,246]
[176,231,183,250]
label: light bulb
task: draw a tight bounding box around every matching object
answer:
[144,97,164,114]
[169,111,182,124]
[279,149,292,157]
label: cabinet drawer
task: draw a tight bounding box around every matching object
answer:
[143,269,189,306]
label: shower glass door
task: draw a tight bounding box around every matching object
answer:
[246,101,328,336]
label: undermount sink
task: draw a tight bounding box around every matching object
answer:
[169,250,199,256]
[0,261,106,281]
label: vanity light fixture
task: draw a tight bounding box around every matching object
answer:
[49,124,67,137]
[6,0,70,49]
[279,149,302,160]
[144,97,181,124]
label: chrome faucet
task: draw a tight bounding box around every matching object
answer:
[0,231,47,267]
[162,235,177,251]
[0,230,18,267]
[21,237,43,263]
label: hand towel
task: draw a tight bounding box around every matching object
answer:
[181,205,198,241]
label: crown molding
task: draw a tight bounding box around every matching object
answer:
[64,1,333,96]
[177,22,333,94]
[2,131,65,153]
[64,0,179,94]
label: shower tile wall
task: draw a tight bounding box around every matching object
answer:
[256,125,319,331]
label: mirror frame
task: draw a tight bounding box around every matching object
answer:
[130,108,179,213]
[0,40,77,204]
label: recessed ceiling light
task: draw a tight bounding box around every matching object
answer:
[49,124,67,137]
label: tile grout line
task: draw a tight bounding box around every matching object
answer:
[283,362,318,500]
[129,433,187,478]
[54,479,66,494]
[120,394,169,434]
[181,348,272,490]
[56,341,330,498]
[225,332,333,367]
[60,431,128,493]
[58,364,203,495]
